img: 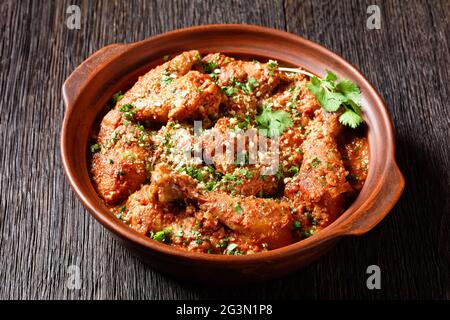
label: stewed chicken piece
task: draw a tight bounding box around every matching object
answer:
[199,193,294,249]
[201,117,280,197]
[125,71,224,123]
[339,135,369,192]
[284,109,351,231]
[115,50,201,109]
[91,110,152,204]
[201,53,281,116]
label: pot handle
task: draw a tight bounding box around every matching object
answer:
[62,44,129,110]
[341,161,405,236]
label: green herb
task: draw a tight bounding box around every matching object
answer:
[109,158,114,164]
[267,59,278,70]
[256,107,293,138]
[310,157,321,168]
[221,86,237,97]
[160,70,176,86]
[239,168,253,179]
[202,61,218,73]
[222,173,236,181]
[275,170,284,180]
[306,70,363,128]
[288,166,299,175]
[111,91,124,105]
[205,181,216,191]
[216,237,230,249]
[108,131,121,146]
[245,76,259,93]
[119,205,126,213]
[226,243,239,255]
[233,203,243,214]
[119,104,137,120]
[293,220,302,230]
[152,229,171,242]
[90,143,101,153]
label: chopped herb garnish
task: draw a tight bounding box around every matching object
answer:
[152,229,171,242]
[310,157,321,168]
[202,61,218,74]
[221,86,237,97]
[119,104,137,120]
[233,203,243,214]
[275,170,284,180]
[90,143,101,153]
[293,220,302,230]
[111,91,124,105]
[267,59,278,70]
[226,243,239,255]
[288,166,299,175]
[160,70,176,86]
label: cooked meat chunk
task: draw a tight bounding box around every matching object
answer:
[115,50,201,110]
[118,71,223,123]
[260,75,320,119]
[166,71,223,121]
[199,193,294,249]
[91,112,152,204]
[202,53,281,116]
[201,117,279,196]
[123,184,169,234]
[150,164,199,204]
[284,109,351,230]
[340,136,369,192]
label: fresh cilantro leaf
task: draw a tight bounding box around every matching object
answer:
[324,70,338,82]
[339,108,363,128]
[306,70,363,128]
[336,79,361,103]
[256,107,293,138]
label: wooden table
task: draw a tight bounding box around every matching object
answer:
[1,0,449,299]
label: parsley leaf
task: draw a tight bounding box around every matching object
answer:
[306,70,363,128]
[256,107,293,138]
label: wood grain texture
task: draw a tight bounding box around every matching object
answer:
[0,0,448,299]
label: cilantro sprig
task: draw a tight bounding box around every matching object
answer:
[256,106,293,138]
[306,70,363,128]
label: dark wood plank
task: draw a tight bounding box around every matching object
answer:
[0,0,448,299]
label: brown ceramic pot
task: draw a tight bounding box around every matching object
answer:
[61,25,404,283]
